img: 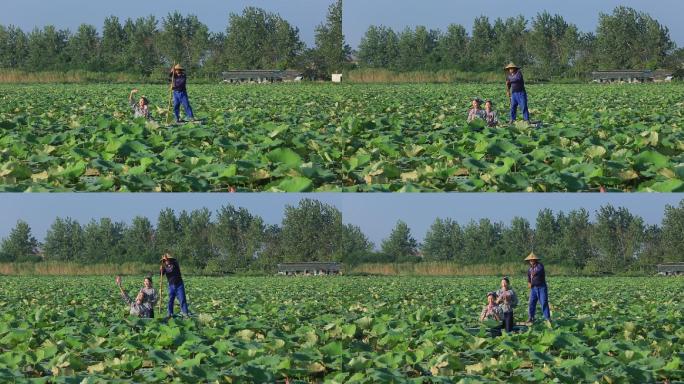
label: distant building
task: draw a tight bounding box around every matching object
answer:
[652,69,674,82]
[657,263,684,276]
[591,70,654,83]
[277,262,342,276]
[221,70,302,84]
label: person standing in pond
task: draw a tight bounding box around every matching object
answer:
[496,276,518,332]
[169,64,195,123]
[160,252,189,318]
[525,252,550,323]
[505,63,530,124]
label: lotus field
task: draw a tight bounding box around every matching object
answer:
[0,276,682,383]
[0,84,683,192]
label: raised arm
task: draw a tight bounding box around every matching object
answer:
[129,89,138,105]
[116,276,132,304]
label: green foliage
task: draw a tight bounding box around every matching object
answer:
[1,83,683,191]
[0,276,681,382]
[381,221,419,263]
[0,220,39,262]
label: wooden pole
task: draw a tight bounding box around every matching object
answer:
[159,265,164,315]
[166,64,176,125]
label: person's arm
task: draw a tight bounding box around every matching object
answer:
[511,290,519,308]
[129,89,138,106]
[527,268,532,289]
[116,276,132,304]
[479,307,487,321]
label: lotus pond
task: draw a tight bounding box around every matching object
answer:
[0,276,681,383]
[1,83,683,192]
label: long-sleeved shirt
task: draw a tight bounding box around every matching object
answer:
[121,292,151,318]
[480,304,502,321]
[129,99,150,119]
[495,288,519,313]
[507,70,526,93]
[467,108,486,123]
[139,287,158,311]
[484,110,498,127]
[162,258,184,286]
[169,72,187,92]
[527,262,546,287]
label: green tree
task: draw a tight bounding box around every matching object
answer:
[65,24,100,71]
[211,205,265,272]
[500,217,534,263]
[26,26,70,70]
[101,16,127,72]
[435,24,469,70]
[43,217,84,261]
[357,25,399,68]
[0,25,29,68]
[467,16,495,70]
[558,209,594,269]
[661,200,684,262]
[123,16,161,76]
[224,7,304,70]
[422,218,463,262]
[280,199,343,262]
[121,216,157,263]
[155,208,179,255]
[596,6,674,69]
[0,221,39,262]
[80,218,125,263]
[533,209,561,263]
[592,205,645,273]
[314,0,351,75]
[492,16,530,70]
[340,224,374,265]
[175,208,214,269]
[158,12,210,71]
[528,12,580,77]
[381,221,419,263]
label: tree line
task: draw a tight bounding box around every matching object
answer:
[1,199,682,275]
[0,1,350,79]
[356,7,684,79]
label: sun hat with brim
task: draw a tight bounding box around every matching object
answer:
[524,252,540,261]
[173,64,185,71]
[504,62,519,70]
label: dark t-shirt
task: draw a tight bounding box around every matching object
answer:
[162,259,183,285]
[507,70,526,93]
[169,73,187,92]
[527,262,546,287]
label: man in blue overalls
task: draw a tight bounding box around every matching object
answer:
[169,64,195,123]
[505,62,530,124]
[525,252,551,324]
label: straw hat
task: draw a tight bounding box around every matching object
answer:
[173,64,185,71]
[524,252,540,261]
[504,62,519,70]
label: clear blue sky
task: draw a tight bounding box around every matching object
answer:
[0,194,680,249]
[0,0,332,46]
[344,0,684,49]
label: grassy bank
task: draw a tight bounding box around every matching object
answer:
[0,262,159,276]
[0,69,152,84]
[346,69,507,84]
[352,262,584,277]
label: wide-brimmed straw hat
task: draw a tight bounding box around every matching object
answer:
[524,252,540,261]
[504,62,519,70]
[173,64,185,71]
